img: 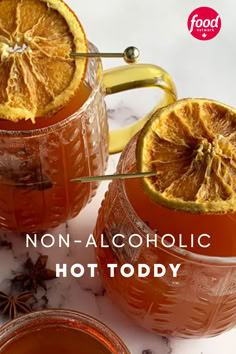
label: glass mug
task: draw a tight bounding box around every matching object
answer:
[0,42,176,232]
[94,134,236,339]
[0,309,130,354]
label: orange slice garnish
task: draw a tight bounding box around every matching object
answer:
[137,98,236,213]
[0,0,87,122]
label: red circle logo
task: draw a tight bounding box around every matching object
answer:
[188,7,221,41]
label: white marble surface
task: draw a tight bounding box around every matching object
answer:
[1,0,236,353]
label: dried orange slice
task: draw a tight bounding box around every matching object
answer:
[0,0,87,122]
[137,98,236,214]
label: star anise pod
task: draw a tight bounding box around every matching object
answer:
[0,291,33,320]
[13,255,56,293]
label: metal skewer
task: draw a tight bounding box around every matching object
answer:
[70,46,140,64]
[71,171,156,183]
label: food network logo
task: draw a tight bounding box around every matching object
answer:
[188,7,221,40]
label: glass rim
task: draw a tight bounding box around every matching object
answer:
[0,41,102,137]
[117,135,236,267]
[0,309,130,354]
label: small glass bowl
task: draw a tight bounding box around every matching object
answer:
[0,309,130,354]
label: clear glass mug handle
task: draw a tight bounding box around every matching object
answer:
[103,64,177,154]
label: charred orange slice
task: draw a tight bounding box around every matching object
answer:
[0,0,87,122]
[137,98,236,213]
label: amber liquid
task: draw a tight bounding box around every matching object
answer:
[1,326,111,354]
[0,82,108,232]
[0,82,91,131]
[95,154,236,338]
[125,175,236,257]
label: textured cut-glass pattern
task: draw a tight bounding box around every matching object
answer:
[0,43,108,232]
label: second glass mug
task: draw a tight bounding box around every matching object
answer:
[94,134,236,339]
[0,42,176,233]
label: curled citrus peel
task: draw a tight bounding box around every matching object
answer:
[137,98,236,214]
[0,0,87,122]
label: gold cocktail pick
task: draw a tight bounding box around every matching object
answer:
[70,46,140,64]
[71,172,156,183]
